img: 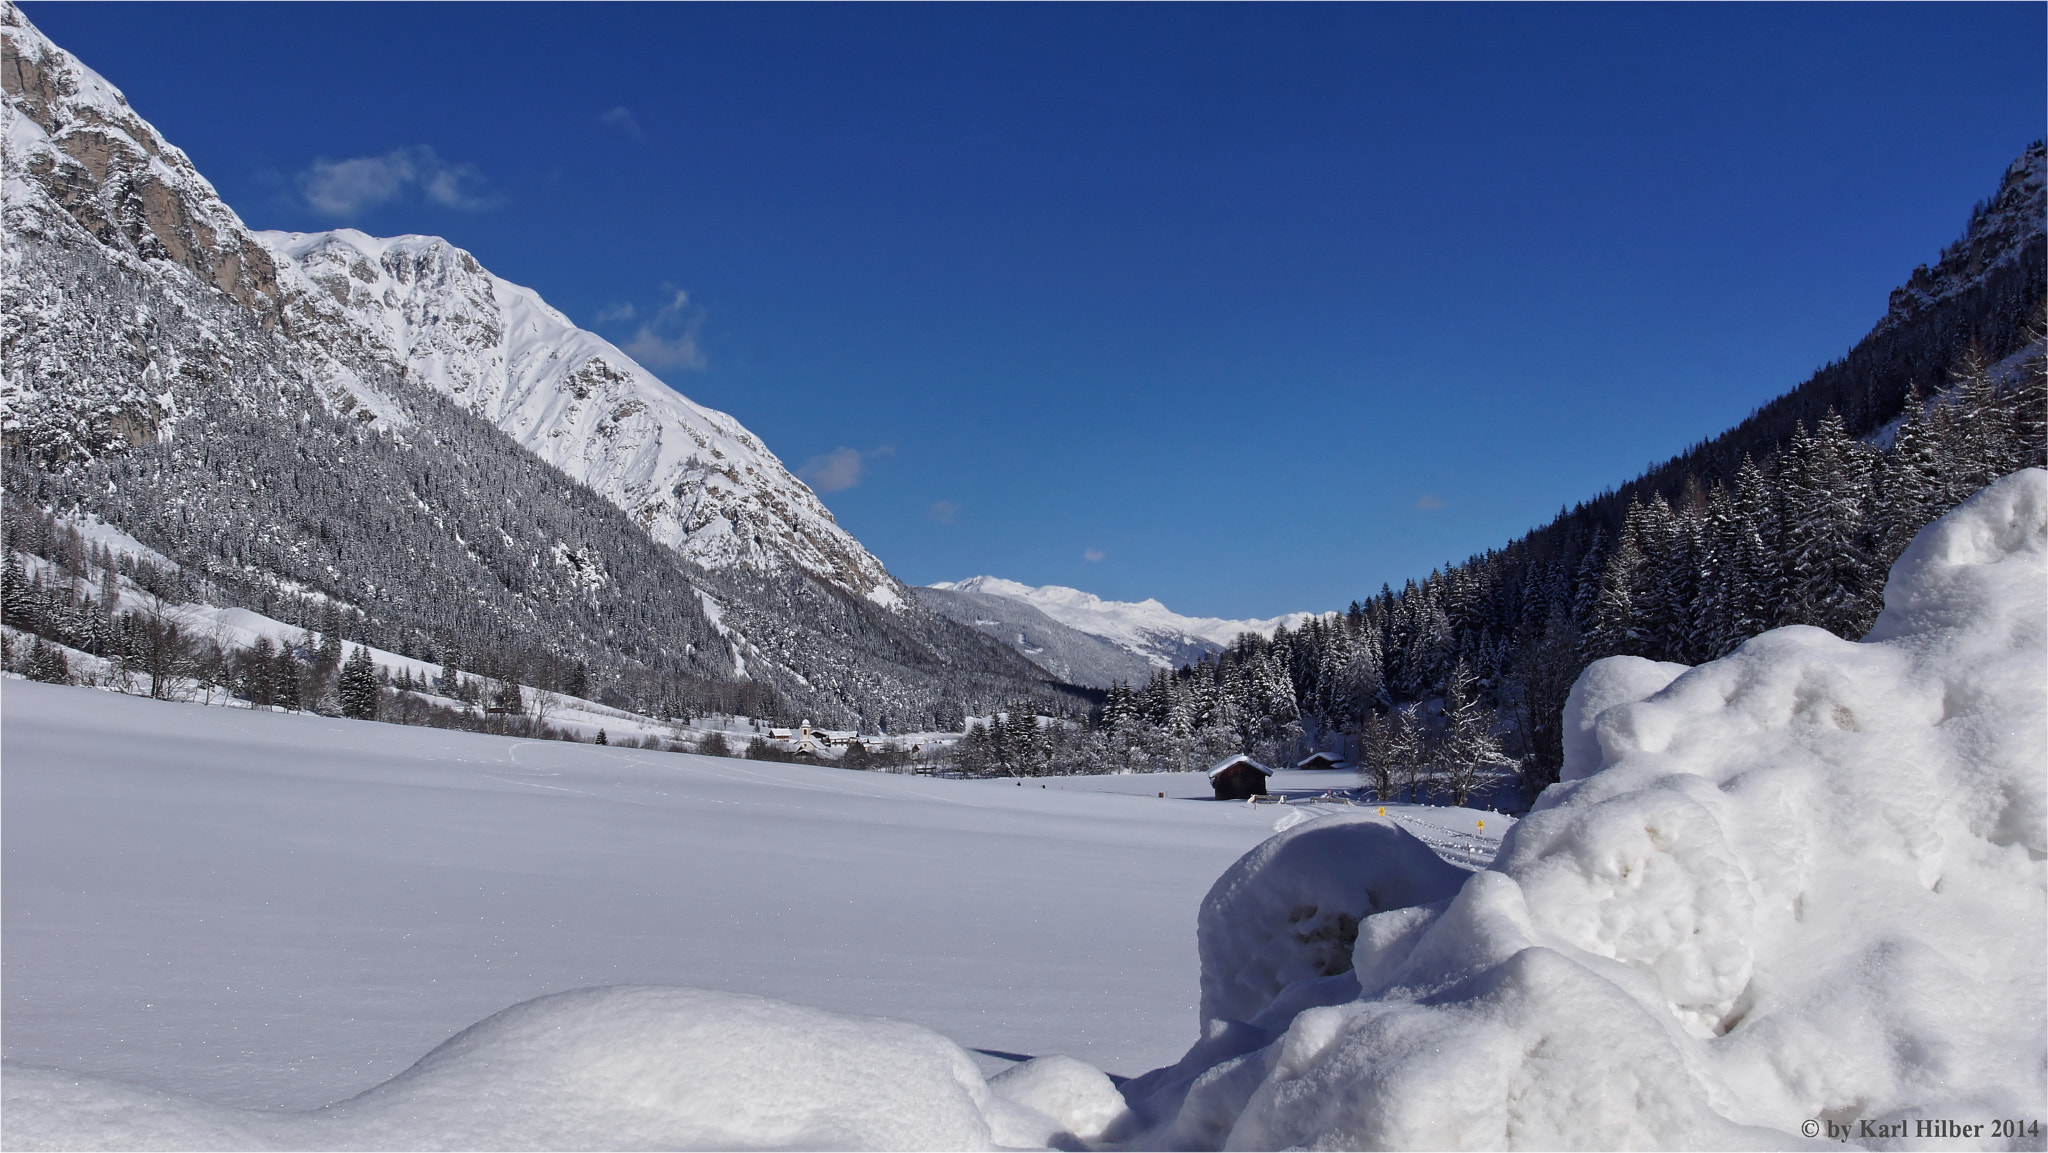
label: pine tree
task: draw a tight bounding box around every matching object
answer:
[274,647,302,712]
[1781,412,1877,636]
[338,644,379,720]
[1593,509,1647,656]
[1878,386,1943,566]
[1438,660,1511,807]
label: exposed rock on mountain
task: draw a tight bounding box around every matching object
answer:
[1878,142,2046,338]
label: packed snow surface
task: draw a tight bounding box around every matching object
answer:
[5,987,1001,1151]
[929,576,1320,669]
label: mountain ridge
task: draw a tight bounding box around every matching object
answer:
[928,575,1321,673]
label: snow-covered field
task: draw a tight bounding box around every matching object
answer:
[4,470,2043,1150]
[1,689,1435,1108]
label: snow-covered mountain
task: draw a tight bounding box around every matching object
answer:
[0,2,1074,726]
[0,5,894,606]
[254,229,900,604]
[911,585,1158,688]
[928,576,1321,672]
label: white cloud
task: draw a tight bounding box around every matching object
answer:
[798,446,896,494]
[619,289,706,372]
[1083,548,1105,562]
[594,302,637,324]
[297,146,498,218]
[927,500,959,525]
[598,106,644,139]
[1414,494,1446,510]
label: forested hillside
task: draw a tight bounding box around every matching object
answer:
[1056,144,2046,792]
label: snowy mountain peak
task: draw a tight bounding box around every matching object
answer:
[253,225,902,602]
[928,576,1320,670]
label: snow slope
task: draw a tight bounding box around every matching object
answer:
[929,576,1321,671]
[912,584,1159,687]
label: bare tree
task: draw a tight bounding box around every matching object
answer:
[138,593,196,701]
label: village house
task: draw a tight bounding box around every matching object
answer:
[1208,753,1273,801]
[769,722,866,757]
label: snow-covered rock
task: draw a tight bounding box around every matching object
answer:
[928,575,1319,670]
[986,1055,1133,1147]
[1125,468,2048,1148]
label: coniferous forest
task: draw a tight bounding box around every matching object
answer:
[1054,143,2045,797]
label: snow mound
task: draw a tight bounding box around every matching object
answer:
[1558,654,1689,782]
[987,1055,1133,1147]
[4,986,1001,1151]
[1125,469,2048,1149]
[1199,815,1473,1029]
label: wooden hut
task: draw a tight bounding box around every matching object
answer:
[1208,753,1273,801]
[1295,752,1346,771]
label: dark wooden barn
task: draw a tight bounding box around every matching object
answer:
[1208,753,1273,800]
[1295,752,1346,771]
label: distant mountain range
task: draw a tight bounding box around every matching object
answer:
[920,576,1319,686]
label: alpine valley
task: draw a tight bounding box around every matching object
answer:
[0,2,1090,730]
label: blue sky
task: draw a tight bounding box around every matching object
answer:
[27,3,2044,619]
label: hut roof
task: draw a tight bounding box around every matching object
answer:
[1296,752,1346,768]
[1206,753,1273,779]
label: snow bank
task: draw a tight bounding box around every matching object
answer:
[1123,469,2048,1149]
[1558,654,1689,782]
[1198,816,1472,1029]
[987,1055,1134,1147]
[4,986,1000,1151]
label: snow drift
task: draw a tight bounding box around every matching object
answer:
[4,986,1010,1151]
[1121,468,2048,1149]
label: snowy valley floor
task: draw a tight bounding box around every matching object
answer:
[0,681,1501,1115]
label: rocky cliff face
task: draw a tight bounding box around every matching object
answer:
[1,1,898,605]
[1,5,279,317]
[1877,140,2045,339]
